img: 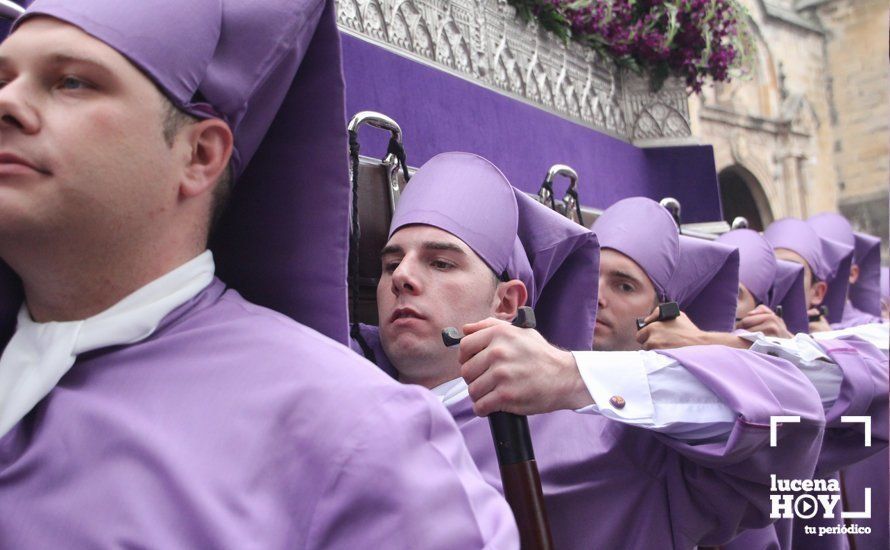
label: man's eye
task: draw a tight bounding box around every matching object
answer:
[431,260,453,270]
[382,261,400,274]
[57,76,91,91]
[618,282,635,293]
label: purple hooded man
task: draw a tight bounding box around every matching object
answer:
[358,160,828,548]
[808,212,885,328]
[0,1,521,548]
[763,217,854,332]
[611,206,791,351]
[716,228,809,336]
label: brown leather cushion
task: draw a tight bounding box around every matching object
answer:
[350,156,409,326]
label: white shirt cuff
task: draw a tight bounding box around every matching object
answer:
[571,350,655,423]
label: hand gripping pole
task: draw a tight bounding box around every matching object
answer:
[442,307,554,550]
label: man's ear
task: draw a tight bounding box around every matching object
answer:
[849,264,860,285]
[179,118,234,199]
[493,280,528,321]
[810,280,829,307]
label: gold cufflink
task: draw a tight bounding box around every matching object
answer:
[609,395,626,409]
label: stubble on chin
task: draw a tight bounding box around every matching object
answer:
[384,333,456,386]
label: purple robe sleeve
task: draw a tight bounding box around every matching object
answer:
[831,303,885,330]
[811,337,889,475]
[306,385,519,549]
[654,346,826,544]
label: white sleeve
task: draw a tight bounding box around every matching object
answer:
[811,323,890,356]
[570,350,737,442]
[737,330,844,410]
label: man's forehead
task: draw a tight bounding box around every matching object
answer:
[600,248,645,276]
[1,16,132,72]
[387,224,471,251]
[774,248,811,273]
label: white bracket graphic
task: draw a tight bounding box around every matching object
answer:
[770,416,801,447]
[841,416,872,447]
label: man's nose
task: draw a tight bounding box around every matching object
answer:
[597,281,607,309]
[0,78,40,134]
[391,260,421,295]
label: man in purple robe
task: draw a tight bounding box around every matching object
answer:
[0,1,521,547]
[359,153,827,548]
[809,212,885,328]
[764,218,854,333]
[717,228,808,336]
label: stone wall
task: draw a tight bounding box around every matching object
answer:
[691,0,887,257]
[814,0,889,245]
[336,0,693,144]
[692,0,839,224]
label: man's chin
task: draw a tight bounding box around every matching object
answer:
[592,337,640,352]
[382,327,437,357]
[382,321,433,343]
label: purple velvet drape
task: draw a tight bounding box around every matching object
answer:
[341,35,722,222]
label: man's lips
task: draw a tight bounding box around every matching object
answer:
[389,306,427,323]
[0,152,50,175]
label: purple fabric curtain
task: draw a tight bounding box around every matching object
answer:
[341,35,722,222]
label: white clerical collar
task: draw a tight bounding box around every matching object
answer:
[431,377,470,407]
[0,251,215,438]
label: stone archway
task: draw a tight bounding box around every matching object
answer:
[718,164,774,231]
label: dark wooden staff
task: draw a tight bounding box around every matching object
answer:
[442,306,554,550]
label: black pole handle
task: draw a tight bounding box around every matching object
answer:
[808,305,829,322]
[441,307,553,550]
[636,301,681,330]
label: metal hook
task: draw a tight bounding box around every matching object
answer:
[347,111,406,213]
[540,164,583,224]
[659,197,681,230]
[731,216,749,230]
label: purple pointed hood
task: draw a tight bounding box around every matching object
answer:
[16,0,325,178]
[666,236,739,332]
[851,232,882,317]
[715,229,808,334]
[808,212,856,252]
[592,197,680,301]
[390,152,600,350]
[764,218,853,324]
[807,212,882,317]
[717,229,776,306]
[770,260,809,334]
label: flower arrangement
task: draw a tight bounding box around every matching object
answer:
[508,0,754,93]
